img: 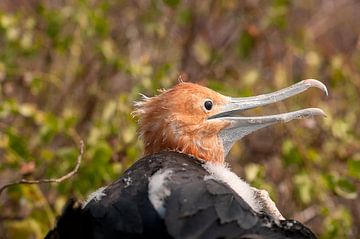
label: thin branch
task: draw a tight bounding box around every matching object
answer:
[0,140,85,195]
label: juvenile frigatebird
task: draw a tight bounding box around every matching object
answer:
[46,79,327,239]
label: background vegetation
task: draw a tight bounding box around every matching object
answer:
[0,0,359,238]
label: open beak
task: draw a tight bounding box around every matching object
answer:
[208,79,328,155]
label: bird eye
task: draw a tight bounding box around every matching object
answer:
[204,100,213,111]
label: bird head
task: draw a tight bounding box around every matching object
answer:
[133,79,327,163]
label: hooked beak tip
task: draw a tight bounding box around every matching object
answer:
[312,108,327,118]
[303,79,328,96]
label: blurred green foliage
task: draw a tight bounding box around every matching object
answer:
[0,0,359,238]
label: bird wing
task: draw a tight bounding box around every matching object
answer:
[159,153,316,239]
[47,151,316,239]
[164,177,316,239]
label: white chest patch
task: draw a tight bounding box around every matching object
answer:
[203,162,261,212]
[82,186,107,208]
[148,169,173,218]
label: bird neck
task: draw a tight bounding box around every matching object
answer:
[143,124,226,163]
[177,135,225,163]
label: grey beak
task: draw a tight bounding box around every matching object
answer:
[209,79,328,155]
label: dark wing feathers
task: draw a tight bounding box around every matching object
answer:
[81,153,171,239]
[46,151,317,239]
[164,178,259,239]
[214,194,258,227]
[165,186,219,239]
[45,199,92,239]
[178,181,213,217]
[113,197,143,233]
[206,179,234,195]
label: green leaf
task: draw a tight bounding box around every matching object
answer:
[176,9,192,26]
[245,163,262,182]
[46,13,61,39]
[294,172,313,204]
[348,157,360,179]
[323,173,337,191]
[57,147,78,162]
[92,141,113,164]
[282,139,302,166]
[3,218,42,239]
[237,31,255,59]
[163,0,180,8]
[7,129,29,159]
[335,178,357,199]
[322,207,352,238]
[39,114,59,143]
[102,100,117,122]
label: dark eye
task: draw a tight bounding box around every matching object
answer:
[204,100,213,111]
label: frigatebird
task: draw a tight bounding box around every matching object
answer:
[46,79,327,239]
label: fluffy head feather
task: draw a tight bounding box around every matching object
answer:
[133,82,230,163]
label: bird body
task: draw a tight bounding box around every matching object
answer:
[46,80,328,239]
[47,152,316,239]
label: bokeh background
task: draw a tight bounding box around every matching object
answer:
[0,0,359,238]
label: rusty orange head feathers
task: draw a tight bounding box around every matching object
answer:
[133,80,327,163]
[133,82,230,162]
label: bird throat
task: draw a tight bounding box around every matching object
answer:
[144,125,226,163]
[176,134,225,163]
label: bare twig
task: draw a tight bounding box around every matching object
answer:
[0,140,85,195]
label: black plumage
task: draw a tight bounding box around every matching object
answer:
[46,151,316,239]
